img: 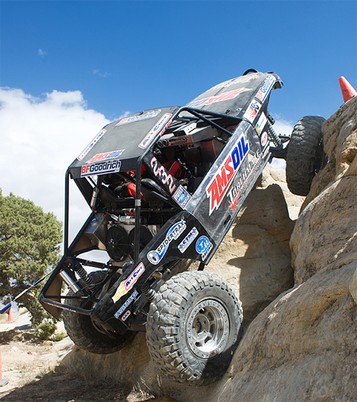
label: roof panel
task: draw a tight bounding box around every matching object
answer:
[69,107,178,178]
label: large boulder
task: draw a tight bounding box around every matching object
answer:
[208,264,357,402]
[207,165,298,324]
[214,96,357,402]
[291,96,357,284]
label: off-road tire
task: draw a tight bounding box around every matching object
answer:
[146,271,243,385]
[63,290,135,354]
[286,116,326,196]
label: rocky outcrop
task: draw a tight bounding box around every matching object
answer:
[62,97,357,401]
[207,166,299,325]
[291,97,357,284]
[213,96,357,402]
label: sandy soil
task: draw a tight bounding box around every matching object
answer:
[0,315,172,402]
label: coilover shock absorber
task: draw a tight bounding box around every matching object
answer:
[71,259,94,290]
[267,122,283,149]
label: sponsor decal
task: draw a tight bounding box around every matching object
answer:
[173,185,191,208]
[115,109,161,126]
[81,159,121,177]
[260,131,268,148]
[138,113,172,149]
[86,149,124,164]
[178,227,199,253]
[255,113,267,135]
[121,310,131,321]
[151,156,177,194]
[112,283,126,303]
[243,99,261,123]
[228,160,255,211]
[114,289,139,319]
[187,88,249,108]
[147,220,186,265]
[77,128,106,161]
[124,262,145,290]
[256,76,275,102]
[112,263,145,303]
[228,147,270,212]
[206,134,249,215]
[195,236,213,259]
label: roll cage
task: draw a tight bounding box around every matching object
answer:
[40,71,287,328]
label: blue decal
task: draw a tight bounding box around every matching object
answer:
[196,236,212,255]
[147,220,186,265]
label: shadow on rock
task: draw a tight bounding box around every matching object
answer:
[231,184,294,323]
[0,366,159,402]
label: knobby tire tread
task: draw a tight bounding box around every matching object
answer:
[63,291,135,354]
[286,116,325,196]
[146,271,243,385]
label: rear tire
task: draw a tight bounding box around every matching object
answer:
[286,116,325,196]
[146,271,243,385]
[63,289,135,354]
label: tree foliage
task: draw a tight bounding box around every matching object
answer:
[0,190,62,333]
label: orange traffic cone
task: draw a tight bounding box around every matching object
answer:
[339,76,357,103]
[7,306,14,323]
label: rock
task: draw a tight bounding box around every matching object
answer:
[62,333,215,402]
[303,96,357,206]
[324,97,357,177]
[349,266,357,304]
[207,166,296,323]
[211,263,357,402]
[290,97,357,284]
[290,176,357,284]
[215,98,357,401]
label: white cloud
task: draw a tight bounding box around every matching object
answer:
[37,48,46,58]
[0,87,109,239]
[92,69,111,78]
[272,116,293,137]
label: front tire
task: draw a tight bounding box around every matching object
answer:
[286,116,326,196]
[146,271,243,385]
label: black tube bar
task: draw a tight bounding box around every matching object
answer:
[64,169,70,254]
[174,107,241,137]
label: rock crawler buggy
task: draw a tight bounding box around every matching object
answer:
[39,70,325,384]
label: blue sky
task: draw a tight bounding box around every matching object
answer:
[0,0,356,231]
[1,0,356,122]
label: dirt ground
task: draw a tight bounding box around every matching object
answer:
[0,314,173,402]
